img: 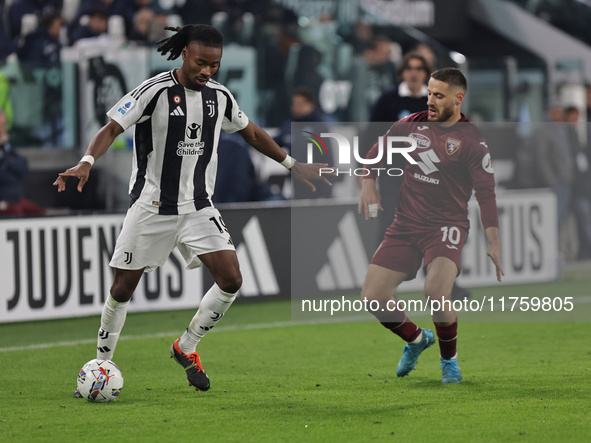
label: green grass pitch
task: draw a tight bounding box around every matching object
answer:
[1,270,590,442]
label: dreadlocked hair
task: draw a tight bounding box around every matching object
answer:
[156,24,223,61]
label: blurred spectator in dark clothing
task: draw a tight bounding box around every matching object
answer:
[274,87,333,150]
[274,87,334,199]
[8,0,61,38]
[291,44,324,101]
[410,42,437,70]
[75,0,114,16]
[70,5,109,44]
[68,0,114,40]
[345,20,374,55]
[0,111,46,216]
[213,133,283,203]
[0,4,18,60]
[128,7,155,44]
[127,7,168,45]
[110,0,150,39]
[349,35,399,121]
[17,13,64,146]
[363,35,398,84]
[177,0,224,26]
[256,6,299,126]
[370,52,431,123]
[18,13,62,64]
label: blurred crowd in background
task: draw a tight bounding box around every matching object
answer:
[1,0,591,262]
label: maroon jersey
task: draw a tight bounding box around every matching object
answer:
[366,111,498,231]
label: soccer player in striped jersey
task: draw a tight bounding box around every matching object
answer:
[358,68,504,383]
[54,24,331,393]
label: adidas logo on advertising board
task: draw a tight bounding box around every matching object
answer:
[236,217,279,296]
[316,212,368,291]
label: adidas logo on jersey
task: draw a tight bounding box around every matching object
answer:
[170,106,185,116]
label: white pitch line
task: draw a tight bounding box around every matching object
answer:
[2,294,590,353]
[0,317,363,353]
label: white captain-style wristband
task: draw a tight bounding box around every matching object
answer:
[280,154,295,170]
[79,155,95,166]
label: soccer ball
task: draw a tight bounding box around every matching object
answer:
[77,358,124,402]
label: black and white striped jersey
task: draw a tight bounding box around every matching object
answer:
[106,69,249,215]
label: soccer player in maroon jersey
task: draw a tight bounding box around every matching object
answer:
[358,68,504,383]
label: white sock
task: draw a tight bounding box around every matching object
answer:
[409,330,423,344]
[97,294,129,360]
[178,284,237,354]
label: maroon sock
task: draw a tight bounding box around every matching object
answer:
[435,321,458,360]
[380,312,421,343]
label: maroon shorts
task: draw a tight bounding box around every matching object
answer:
[371,222,468,280]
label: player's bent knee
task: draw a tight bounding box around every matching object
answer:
[109,284,134,303]
[110,277,140,302]
[217,273,242,294]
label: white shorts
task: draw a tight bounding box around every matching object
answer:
[110,204,235,272]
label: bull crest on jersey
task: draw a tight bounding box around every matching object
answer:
[446,138,461,155]
[186,123,202,140]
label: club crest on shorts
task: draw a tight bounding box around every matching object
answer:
[124,252,132,264]
[446,138,461,155]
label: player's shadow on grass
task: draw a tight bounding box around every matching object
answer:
[413,379,475,388]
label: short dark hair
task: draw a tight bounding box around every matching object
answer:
[431,67,467,92]
[88,5,108,19]
[292,87,316,106]
[397,52,431,79]
[41,12,61,28]
[156,24,223,61]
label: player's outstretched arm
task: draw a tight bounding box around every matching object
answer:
[53,120,124,193]
[238,121,334,191]
[485,226,504,282]
[358,178,383,221]
[289,161,333,192]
